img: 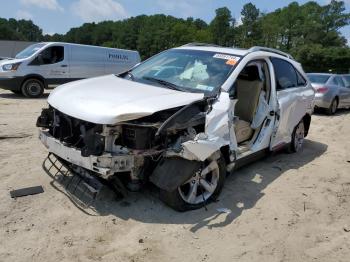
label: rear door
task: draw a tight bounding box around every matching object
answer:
[337,76,350,107]
[269,57,313,150]
[29,44,69,87]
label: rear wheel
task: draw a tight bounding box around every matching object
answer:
[21,78,44,98]
[288,120,305,153]
[327,98,338,115]
[159,155,226,211]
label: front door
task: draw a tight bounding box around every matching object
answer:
[29,45,69,87]
[337,76,350,107]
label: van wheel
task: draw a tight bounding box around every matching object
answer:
[288,120,305,153]
[326,98,338,115]
[21,79,44,98]
[159,155,226,211]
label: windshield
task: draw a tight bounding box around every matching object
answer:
[15,43,46,59]
[129,49,241,93]
[307,74,331,84]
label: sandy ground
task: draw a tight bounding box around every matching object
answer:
[0,88,350,262]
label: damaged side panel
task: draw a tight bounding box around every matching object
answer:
[178,92,237,161]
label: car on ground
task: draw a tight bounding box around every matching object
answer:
[0,42,140,98]
[37,44,315,211]
[307,73,350,114]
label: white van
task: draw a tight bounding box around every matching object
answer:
[0,42,141,97]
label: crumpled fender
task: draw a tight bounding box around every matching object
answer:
[150,157,201,191]
[178,92,237,162]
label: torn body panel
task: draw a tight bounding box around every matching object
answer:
[176,92,237,162]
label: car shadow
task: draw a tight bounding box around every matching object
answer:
[313,108,350,116]
[0,92,49,99]
[43,139,327,232]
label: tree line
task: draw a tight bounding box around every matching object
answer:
[1,0,349,72]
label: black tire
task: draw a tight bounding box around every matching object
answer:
[288,120,305,153]
[21,78,44,98]
[326,98,338,115]
[10,90,22,95]
[159,155,226,212]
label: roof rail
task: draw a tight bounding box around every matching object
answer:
[182,42,223,48]
[248,46,294,60]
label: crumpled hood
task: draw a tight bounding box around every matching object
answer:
[48,74,204,124]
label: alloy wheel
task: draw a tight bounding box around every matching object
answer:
[293,121,305,152]
[178,160,220,205]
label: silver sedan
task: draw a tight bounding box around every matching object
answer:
[307,73,350,114]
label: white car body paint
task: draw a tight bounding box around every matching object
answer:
[180,92,237,161]
[39,45,315,180]
[48,74,204,124]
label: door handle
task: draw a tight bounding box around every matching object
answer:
[60,65,68,68]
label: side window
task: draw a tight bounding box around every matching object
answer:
[329,77,338,86]
[38,46,64,65]
[336,76,345,87]
[296,71,307,86]
[343,76,350,87]
[271,57,299,90]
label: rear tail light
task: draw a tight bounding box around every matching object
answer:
[316,87,328,93]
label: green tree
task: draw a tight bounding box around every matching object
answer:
[210,7,235,46]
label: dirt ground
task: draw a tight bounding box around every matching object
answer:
[0,89,350,262]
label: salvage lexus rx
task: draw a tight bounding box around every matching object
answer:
[37,44,315,211]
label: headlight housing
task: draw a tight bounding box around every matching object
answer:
[2,62,21,71]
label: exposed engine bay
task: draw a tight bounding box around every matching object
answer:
[37,99,209,192]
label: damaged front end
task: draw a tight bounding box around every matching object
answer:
[37,98,225,199]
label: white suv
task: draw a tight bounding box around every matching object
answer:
[37,44,315,211]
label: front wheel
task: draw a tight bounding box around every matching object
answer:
[159,155,226,211]
[288,120,305,153]
[21,78,44,98]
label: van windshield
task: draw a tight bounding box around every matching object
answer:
[15,43,46,59]
[129,49,241,94]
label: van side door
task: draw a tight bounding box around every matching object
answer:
[29,45,69,87]
[269,57,313,150]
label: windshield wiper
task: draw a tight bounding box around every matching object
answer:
[142,76,183,91]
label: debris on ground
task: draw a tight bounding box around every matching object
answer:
[10,186,44,198]
[217,208,232,214]
[272,166,282,171]
[0,134,32,140]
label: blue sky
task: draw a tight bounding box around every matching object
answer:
[1,0,349,43]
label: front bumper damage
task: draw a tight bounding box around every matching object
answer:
[39,130,139,180]
[37,93,236,204]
